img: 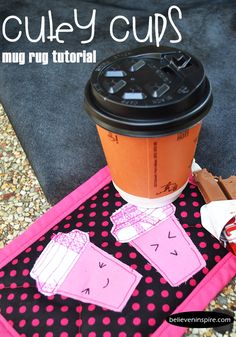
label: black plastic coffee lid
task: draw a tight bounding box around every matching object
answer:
[84,45,213,137]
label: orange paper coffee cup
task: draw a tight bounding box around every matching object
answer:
[85,46,212,207]
[97,123,201,206]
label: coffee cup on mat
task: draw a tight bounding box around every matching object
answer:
[85,46,212,208]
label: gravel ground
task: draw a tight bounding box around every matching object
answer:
[0,104,235,336]
[0,105,50,247]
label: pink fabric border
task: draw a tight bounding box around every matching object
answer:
[0,313,21,337]
[0,165,235,337]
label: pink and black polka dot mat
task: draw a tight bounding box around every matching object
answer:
[0,167,235,337]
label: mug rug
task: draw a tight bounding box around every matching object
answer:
[0,166,235,337]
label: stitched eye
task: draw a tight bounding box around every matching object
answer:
[170,250,178,256]
[150,243,159,252]
[168,231,176,239]
[99,262,106,268]
[81,288,90,295]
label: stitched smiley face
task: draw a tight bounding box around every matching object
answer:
[131,215,206,287]
[80,260,110,295]
[58,243,141,311]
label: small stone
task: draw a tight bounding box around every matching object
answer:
[218,296,228,306]
[16,207,23,213]
[191,328,199,334]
